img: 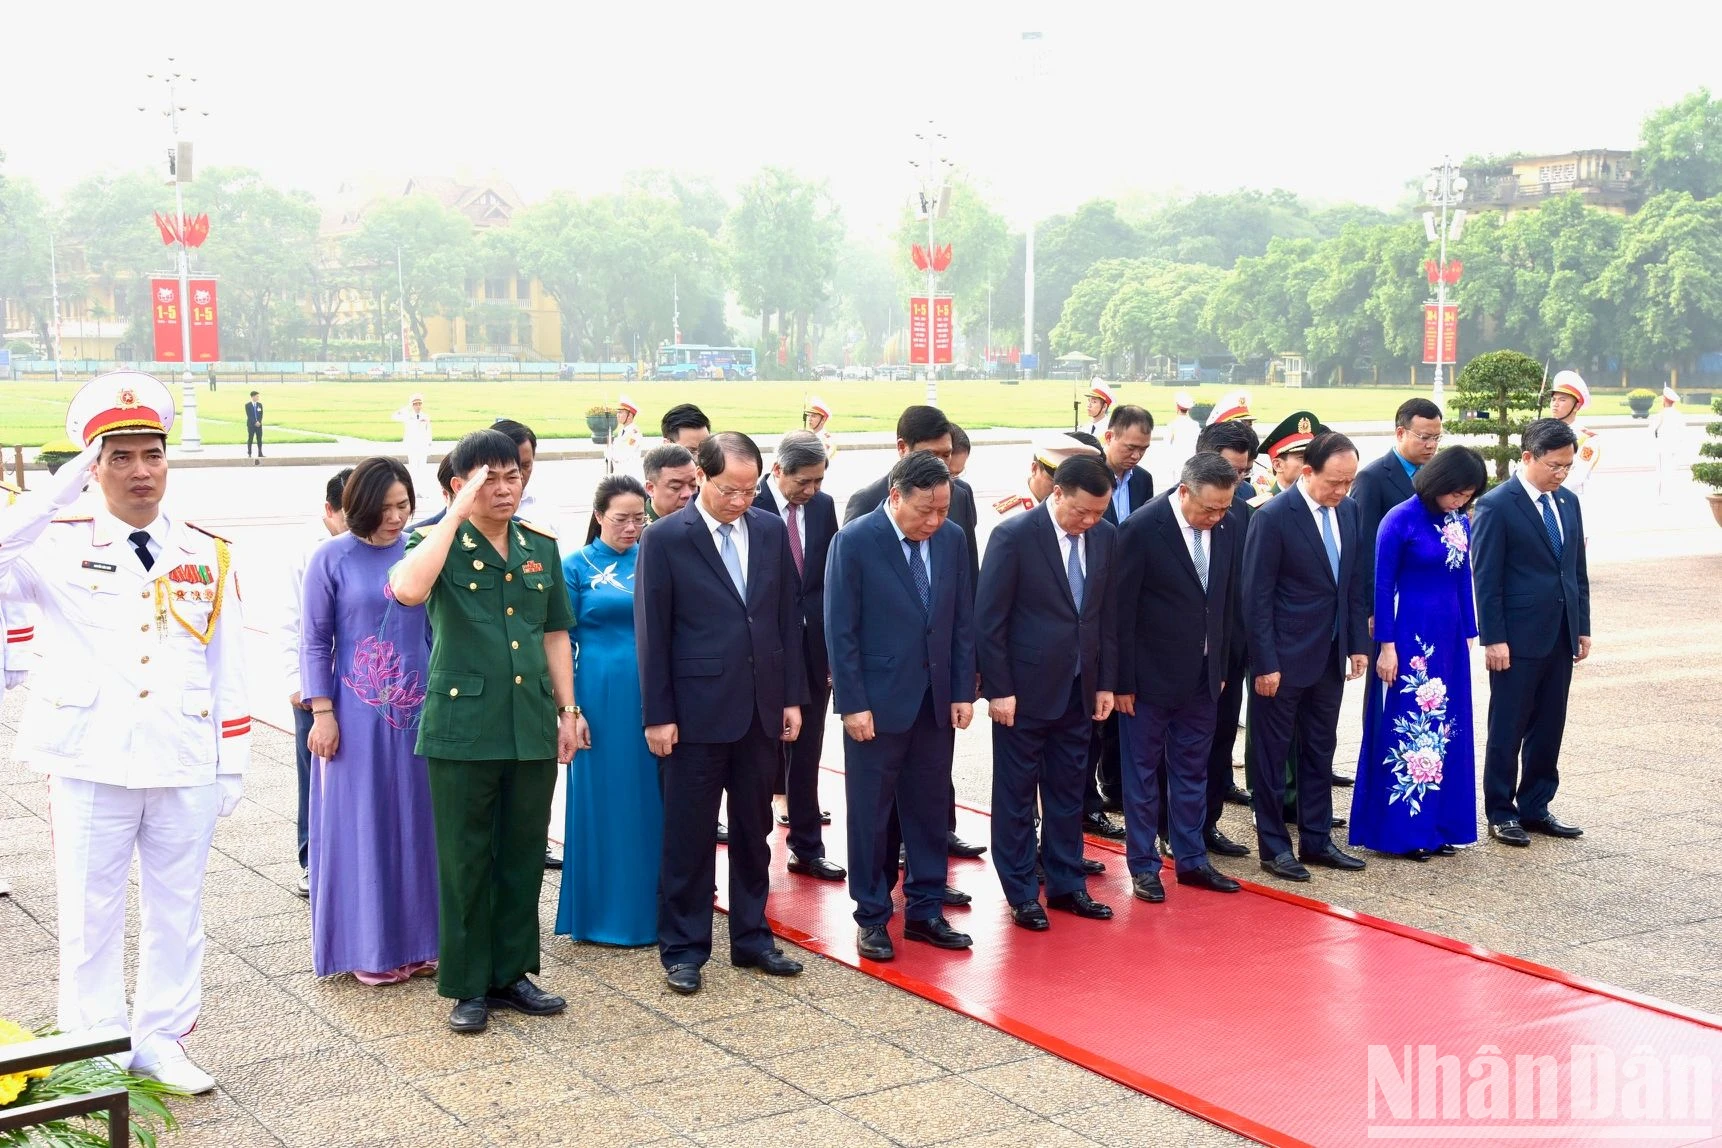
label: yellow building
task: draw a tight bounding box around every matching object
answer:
[1471,150,1644,216]
[2,264,131,361]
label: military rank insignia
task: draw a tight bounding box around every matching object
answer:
[522,560,544,574]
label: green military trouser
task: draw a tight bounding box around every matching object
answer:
[426,758,557,1000]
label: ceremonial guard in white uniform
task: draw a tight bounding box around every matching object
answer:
[804,396,837,459]
[1079,380,1116,438]
[0,373,248,1094]
[607,395,644,478]
[1548,371,1602,498]
[394,393,434,470]
[996,433,1101,520]
[1650,386,1687,501]
[1207,390,1269,498]
[0,478,28,900]
[1161,390,1202,480]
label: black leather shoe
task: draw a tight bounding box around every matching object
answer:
[1177,865,1242,893]
[1156,838,1173,859]
[904,916,972,949]
[1301,844,1366,871]
[1224,784,1253,806]
[1131,872,1166,903]
[1081,811,1126,840]
[1203,828,1250,857]
[715,822,729,844]
[485,976,566,1016]
[1261,852,1311,882]
[821,809,832,825]
[787,854,847,881]
[1330,771,1354,788]
[856,925,894,961]
[775,811,791,826]
[733,948,803,977]
[942,885,972,907]
[1081,856,1106,875]
[448,997,488,1033]
[1047,890,1113,919]
[1010,901,1049,930]
[1489,820,1532,847]
[1332,815,1347,828]
[665,963,702,994]
[544,850,562,870]
[1436,844,1457,856]
[947,832,987,859]
[1405,848,1433,862]
[1522,814,1583,839]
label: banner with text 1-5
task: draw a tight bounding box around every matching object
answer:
[932,296,953,365]
[188,279,220,362]
[150,279,182,361]
[908,296,930,364]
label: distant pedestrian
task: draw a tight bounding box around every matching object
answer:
[245,391,264,463]
[1650,387,1687,502]
[207,365,217,393]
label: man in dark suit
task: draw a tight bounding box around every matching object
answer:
[1350,397,1443,601]
[826,451,976,961]
[1242,432,1371,882]
[1115,453,1246,900]
[977,453,1120,930]
[635,432,809,994]
[755,431,844,880]
[1472,418,1591,847]
[1196,421,1260,836]
[244,391,264,463]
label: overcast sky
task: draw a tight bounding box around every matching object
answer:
[5,0,1715,236]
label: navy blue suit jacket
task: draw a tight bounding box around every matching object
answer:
[844,471,979,599]
[1470,479,1589,658]
[634,504,808,742]
[753,482,838,686]
[1241,484,1370,688]
[1115,492,1241,706]
[1349,448,1417,597]
[1101,465,1154,525]
[824,509,975,734]
[975,505,1118,721]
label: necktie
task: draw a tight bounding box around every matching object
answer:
[1065,534,1085,612]
[786,503,804,576]
[716,523,746,598]
[1190,526,1208,592]
[1539,493,1563,558]
[128,530,155,572]
[906,540,930,615]
[1318,505,1340,583]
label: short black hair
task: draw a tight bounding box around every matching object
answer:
[248,390,259,397]
[1304,431,1358,473]
[1413,446,1487,514]
[435,454,455,497]
[1067,430,1104,453]
[1197,420,1258,457]
[585,474,648,545]
[1108,404,1154,434]
[324,467,353,511]
[775,430,827,475]
[643,443,694,481]
[697,431,762,480]
[889,449,951,496]
[342,457,416,539]
[661,403,711,440]
[948,423,971,456]
[1052,453,1114,498]
[448,428,520,478]
[491,418,538,450]
[1181,451,1239,493]
[1522,417,1578,458]
[895,405,950,449]
[1395,398,1444,429]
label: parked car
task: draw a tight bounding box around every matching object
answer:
[321,366,344,379]
[841,365,871,380]
[814,363,840,379]
[365,366,389,379]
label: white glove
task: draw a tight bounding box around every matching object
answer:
[216,774,243,817]
[46,443,103,508]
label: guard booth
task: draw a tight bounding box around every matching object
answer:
[1275,353,1306,389]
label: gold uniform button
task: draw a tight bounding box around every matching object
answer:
[140,656,150,664]
[449,687,460,697]
[469,582,478,590]
[473,559,484,570]
[139,689,150,698]
[506,607,514,616]
[514,675,523,685]
[510,640,519,649]
[140,624,150,632]
[200,710,209,717]
[505,572,513,582]
[139,590,149,599]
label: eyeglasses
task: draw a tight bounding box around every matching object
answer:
[711,484,757,502]
[1538,461,1573,474]
[1407,430,1443,446]
[602,513,647,527]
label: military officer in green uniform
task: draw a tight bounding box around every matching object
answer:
[391,427,589,1034]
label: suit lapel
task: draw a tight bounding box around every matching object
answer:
[1036,508,1078,613]
[878,514,923,605]
[1511,481,1559,558]
[687,513,744,605]
[743,509,771,606]
[1156,503,1203,590]
[1288,485,1336,586]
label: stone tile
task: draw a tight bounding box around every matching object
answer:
[531,984,672,1048]
[281,972,448,1041]
[815,983,955,1032]
[836,1076,1032,1146]
[694,1001,860,1060]
[586,953,793,1024]
[364,1025,537,1081]
[625,1063,815,1133]
[262,1087,471,1147]
[884,1013,1041,1072]
[690,1103,898,1148]
[209,910,312,951]
[475,1094,674,1147]
[939,1121,1104,1148]
[413,1052,596,1123]
[160,1114,287,1147]
[569,1028,740,1091]
[760,1036,946,1101]
[1051,1093,1244,1147]
[966,1055,1135,1116]
[218,1046,396,1121]
[191,1013,350,1071]
[238,937,317,978]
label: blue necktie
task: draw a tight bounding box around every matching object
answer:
[1065,533,1085,611]
[716,522,746,598]
[128,530,155,572]
[1318,505,1340,582]
[906,540,930,615]
[1190,526,1208,592]
[1539,493,1563,558]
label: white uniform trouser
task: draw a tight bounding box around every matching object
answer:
[50,775,220,1068]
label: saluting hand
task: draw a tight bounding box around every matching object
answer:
[448,464,491,523]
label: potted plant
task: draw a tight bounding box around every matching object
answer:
[1691,395,1722,528]
[1453,350,1544,487]
[34,439,82,475]
[1188,400,1214,425]
[0,1019,181,1147]
[584,404,618,445]
[1627,388,1657,418]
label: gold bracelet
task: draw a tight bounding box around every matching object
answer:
[558,705,581,717]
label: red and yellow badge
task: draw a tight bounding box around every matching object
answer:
[522,560,544,574]
[168,564,216,585]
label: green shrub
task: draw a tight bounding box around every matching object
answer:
[1453,350,1545,486]
[1691,395,1722,493]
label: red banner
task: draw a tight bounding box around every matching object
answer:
[1422,303,1458,365]
[150,278,182,361]
[932,296,953,365]
[908,296,930,364]
[188,279,219,362]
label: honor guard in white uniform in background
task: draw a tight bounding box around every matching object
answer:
[0,372,249,1095]
[995,433,1103,520]
[607,395,644,478]
[1206,391,1268,497]
[0,478,28,899]
[1548,372,1602,498]
[1161,391,1202,481]
[1080,380,1116,438]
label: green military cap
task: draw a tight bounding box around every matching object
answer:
[1258,410,1328,461]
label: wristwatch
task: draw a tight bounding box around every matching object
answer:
[558,705,582,717]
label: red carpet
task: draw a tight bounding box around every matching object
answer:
[716,775,1722,1147]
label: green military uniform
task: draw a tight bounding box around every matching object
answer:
[408,517,574,1001]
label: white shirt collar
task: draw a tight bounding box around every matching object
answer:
[1517,470,1553,507]
[772,478,799,518]
[694,498,741,539]
[1169,492,1205,539]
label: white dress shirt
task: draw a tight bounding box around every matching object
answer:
[1048,502,1087,578]
[1296,479,1341,558]
[771,479,801,531]
[282,528,338,695]
[695,500,749,587]
[1168,493,1210,578]
[1517,472,1563,542]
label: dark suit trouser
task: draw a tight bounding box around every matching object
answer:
[777,676,831,860]
[1484,622,1574,825]
[1205,654,1248,832]
[246,426,263,455]
[659,715,777,969]
[992,678,1090,906]
[1249,646,1343,858]
[426,758,556,1000]
[1083,714,1122,816]
[845,691,953,925]
[293,706,313,870]
[1120,682,1219,875]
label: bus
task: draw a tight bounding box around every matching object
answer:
[654,344,757,381]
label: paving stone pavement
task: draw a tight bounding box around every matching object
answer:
[2,548,1720,1146]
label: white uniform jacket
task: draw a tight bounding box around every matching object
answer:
[0,499,250,788]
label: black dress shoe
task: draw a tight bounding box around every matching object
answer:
[1081,857,1106,875]
[856,925,894,961]
[1131,872,1166,903]
[775,812,791,826]
[1203,828,1250,857]
[1047,890,1113,919]
[1405,848,1434,862]
[942,885,972,907]
[947,832,987,859]
[1224,784,1253,806]
[448,997,488,1033]
[485,976,566,1016]
[1300,843,1366,871]
[1156,838,1173,859]
[1522,814,1583,838]
[904,916,973,949]
[1177,865,1242,893]
[1010,901,1050,930]
[544,850,562,870]
[821,810,832,825]
[715,822,729,844]
[1332,815,1347,828]
[1261,852,1311,882]
[787,854,847,881]
[1489,820,1532,847]
[665,964,702,994]
[1330,771,1355,788]
[1081,811,1126,840]
[733,948,803,976]
[1436,844,1457,856]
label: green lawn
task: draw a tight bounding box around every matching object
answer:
[0,377,1651,449]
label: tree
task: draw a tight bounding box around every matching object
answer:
[993,199,1144,365]
[0,175,56,352]
[183,168,321,359]
[1639,88,1722,201]
[1594,190,1722,373]
[1140,189,1320,268]
[1454,350,1545,484]
[727,168,843,373]
[1096,263,1225,369]
[1203,238,1320,360]
[58,170,170,353]
[892,179,1012,343]
[342,194,476,360]
[830,241,898,364]
[1050,258,1151,361]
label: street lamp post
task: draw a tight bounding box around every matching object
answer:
[911,124,950,406]
[1021,30,1046,381]
[1422,158,1467,406]
[142,59,208,451]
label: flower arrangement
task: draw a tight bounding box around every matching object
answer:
[34,439,83,475]
[583,404,617,418]
[1385,637,1452,816]
[0,1019,181,1148]
[1627,388,1658,419]
[1437,510,1469,571]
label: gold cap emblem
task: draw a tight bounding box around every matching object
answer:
[1297,416,1311,434]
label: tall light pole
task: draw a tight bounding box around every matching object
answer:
[142,59,208,451]
[1422,158,1467,406]
[1021,30,1046,380]
[911,123,951,406]
[47,230,64,382]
